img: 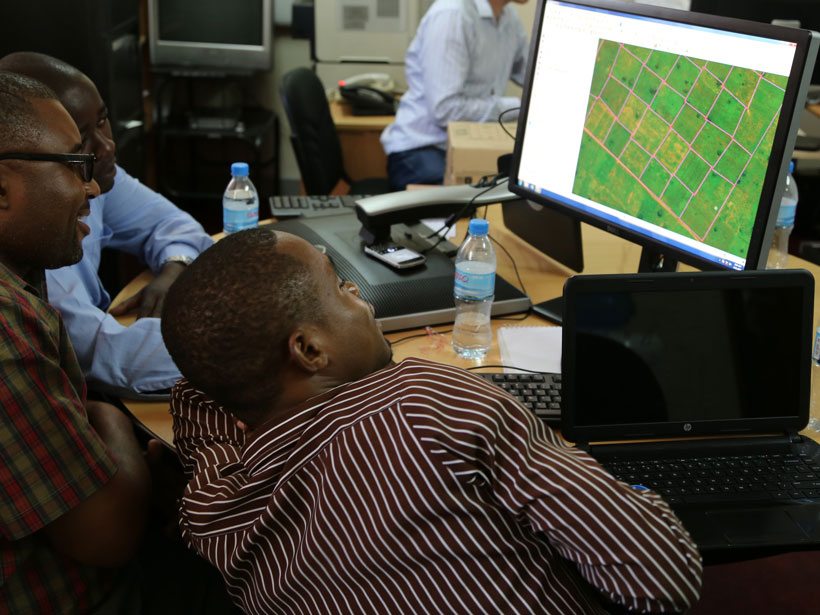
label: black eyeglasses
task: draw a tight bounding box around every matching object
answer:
[0,152,96,183]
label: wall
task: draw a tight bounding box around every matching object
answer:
[272,0,540,192]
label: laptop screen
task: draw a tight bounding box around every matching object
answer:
[561,270,814,442]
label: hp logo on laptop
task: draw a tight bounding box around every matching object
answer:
[683,423,692,432]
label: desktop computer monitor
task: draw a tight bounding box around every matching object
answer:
[509,0,818,277]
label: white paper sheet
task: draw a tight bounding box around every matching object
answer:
[497,326,562,373]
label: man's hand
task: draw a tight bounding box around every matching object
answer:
[109,261,187,319]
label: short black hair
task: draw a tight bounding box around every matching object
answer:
[0,70,57,153]
[161,228,325,422]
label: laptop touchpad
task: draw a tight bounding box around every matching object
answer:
[707,509,809,545]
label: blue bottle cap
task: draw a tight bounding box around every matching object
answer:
[468,218,489,235]
[231,162,250,176]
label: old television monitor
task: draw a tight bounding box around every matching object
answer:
[510,0,818,287]
[147,0,272,73]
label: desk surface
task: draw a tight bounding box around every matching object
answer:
[113,206,820,445]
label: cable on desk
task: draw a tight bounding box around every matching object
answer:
[390,326,453,345]
[497,107,520,140]
[420,177,505,254]
[489,233,527,297]
[466,364,551,374]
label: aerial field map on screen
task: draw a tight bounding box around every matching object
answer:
[573,40,788,257]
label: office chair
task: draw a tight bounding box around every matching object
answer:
[279,67,392,195]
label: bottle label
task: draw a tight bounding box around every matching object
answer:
[223,204,259,233]
[813,327,820,363]
[454,263,495,299]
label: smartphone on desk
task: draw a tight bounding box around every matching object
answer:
[364,242,426,270]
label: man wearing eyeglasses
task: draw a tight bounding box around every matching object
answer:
[0,52,214,401]
[0,70,152,614]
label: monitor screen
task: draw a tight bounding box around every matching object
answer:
[158,0,263,46]
[148,0,272,73]
[510,0,818,272]
[560,269,813,442]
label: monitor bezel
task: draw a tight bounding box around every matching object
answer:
[560,269,814,444]
[147,0,273,73]
[509,0,818,272]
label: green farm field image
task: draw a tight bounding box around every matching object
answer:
[573,40,787,258]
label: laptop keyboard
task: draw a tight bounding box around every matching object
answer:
[269,194,363,218]
[477,372,561,425]
[601,453,820,505]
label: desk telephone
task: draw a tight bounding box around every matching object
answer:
[339,84,397,115]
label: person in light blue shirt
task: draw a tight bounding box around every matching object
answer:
[0,52,214,399]
[381,0,529,190]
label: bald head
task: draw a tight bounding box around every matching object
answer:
[0,52,83,98]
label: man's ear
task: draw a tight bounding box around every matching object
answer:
[288,326,328,374]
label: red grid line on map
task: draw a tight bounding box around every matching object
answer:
[584,41,784,243]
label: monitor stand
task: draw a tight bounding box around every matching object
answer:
[532,246,679,325]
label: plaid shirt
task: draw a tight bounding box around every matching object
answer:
[0,262,118,614]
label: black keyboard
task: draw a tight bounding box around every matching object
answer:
[269,194,364,218]
[601,453,820,505]
[477,372,562,425]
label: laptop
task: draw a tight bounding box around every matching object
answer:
[560,269,820,557]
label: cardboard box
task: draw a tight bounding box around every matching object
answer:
[444,121,517,185]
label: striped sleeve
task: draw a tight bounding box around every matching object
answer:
[404,364,702,614]
[170,379,245,480]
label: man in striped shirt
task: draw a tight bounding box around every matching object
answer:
[161,228,702,615]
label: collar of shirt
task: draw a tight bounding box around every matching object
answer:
[239,363,402,477]
[240,387,337,477]
[473,0,509,25]
[0,260,46,299]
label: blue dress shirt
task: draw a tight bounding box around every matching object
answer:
[381,0,529,155]
[45,165,214,399]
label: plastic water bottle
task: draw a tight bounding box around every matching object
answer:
[810,323,820,433]
[452,218,496,359]
[222,162,259,234]
[767,161,798,269]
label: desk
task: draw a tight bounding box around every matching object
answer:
[329,99,392,182]
[113,206,820,445]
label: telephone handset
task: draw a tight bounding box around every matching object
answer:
[339,84,398,116]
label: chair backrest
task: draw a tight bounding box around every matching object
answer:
[280,67,349,194]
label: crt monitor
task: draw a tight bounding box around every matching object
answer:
[147,0,272,73]
[509,0,818,277]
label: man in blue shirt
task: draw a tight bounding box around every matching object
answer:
[381,0,529,190]
[0,52,214,400]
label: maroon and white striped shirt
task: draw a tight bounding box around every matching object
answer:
[171,358,701,615]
